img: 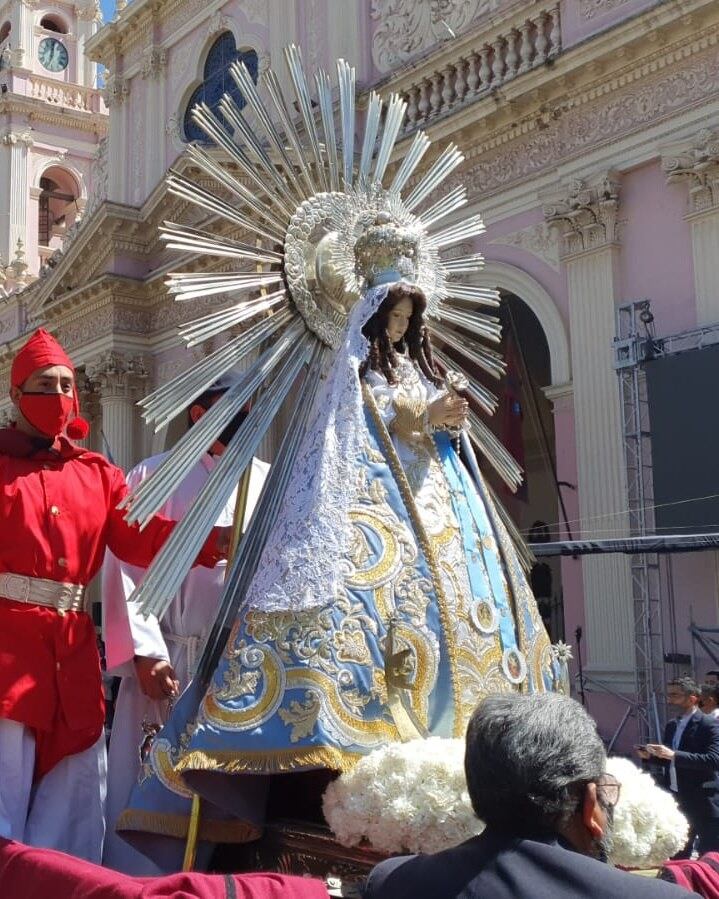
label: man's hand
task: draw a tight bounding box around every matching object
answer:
[635,745,651,761]
[134,656,179,701]
[646,743,675,760]
[428,394,469,429]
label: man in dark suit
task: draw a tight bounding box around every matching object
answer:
[639,677,719,857]
[364,693,692,899]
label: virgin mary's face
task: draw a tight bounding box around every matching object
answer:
[386,296,414,344]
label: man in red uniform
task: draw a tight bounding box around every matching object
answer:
[0,329,227,863]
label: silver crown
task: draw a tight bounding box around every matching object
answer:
[353,213,421,288]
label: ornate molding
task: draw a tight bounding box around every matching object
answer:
[663,126,719,216]
[490,222,560,271]
[439,21,719,199]
[371,0,499,73]
[543,175,621,258]
[141,46,167,79]
[86,351,148,398]
[581,0,631,19]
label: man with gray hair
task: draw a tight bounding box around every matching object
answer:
[364,693,691,898]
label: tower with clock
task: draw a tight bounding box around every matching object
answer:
[0,1,107,286]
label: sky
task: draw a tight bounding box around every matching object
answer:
[100,0,115,23]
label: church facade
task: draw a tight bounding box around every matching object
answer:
[1,0,718,745]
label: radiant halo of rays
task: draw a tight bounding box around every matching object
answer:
[125,43,523,620]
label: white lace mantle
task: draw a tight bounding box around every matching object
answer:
[244,285,392,613]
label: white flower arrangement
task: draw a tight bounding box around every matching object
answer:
[322,737,483,855]
[322,738,689,869]
[605,755,689,868]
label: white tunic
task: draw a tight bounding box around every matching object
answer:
[101,452,268,874]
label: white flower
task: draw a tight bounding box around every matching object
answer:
[606,756,689,868]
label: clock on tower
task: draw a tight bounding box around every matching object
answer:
[38,36,69,72]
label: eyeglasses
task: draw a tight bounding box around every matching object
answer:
[595,773,621,809]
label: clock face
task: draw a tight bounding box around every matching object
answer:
[38,37,68,73]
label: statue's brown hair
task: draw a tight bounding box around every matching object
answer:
[359,283,441,386]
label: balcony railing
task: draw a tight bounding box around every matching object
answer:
[29,74,103,113]
[386,3,561,134]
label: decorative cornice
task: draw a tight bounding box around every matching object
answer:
[0,95,108,134]
[543,175,620,258]
[662,125,719,217]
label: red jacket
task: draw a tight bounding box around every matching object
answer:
[0,428,221,777]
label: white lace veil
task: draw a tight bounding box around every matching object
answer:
[244,283,392,613]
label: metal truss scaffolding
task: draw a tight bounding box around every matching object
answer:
[614,300,664,741]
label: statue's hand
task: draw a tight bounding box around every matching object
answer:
[428,394,468,429]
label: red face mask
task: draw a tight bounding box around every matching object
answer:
[19,392,73,438]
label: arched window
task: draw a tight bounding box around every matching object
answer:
[38,167,80,248]
[183,32,258,143]
[39,15,67,34]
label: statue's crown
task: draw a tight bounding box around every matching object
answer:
[353,213,420,288]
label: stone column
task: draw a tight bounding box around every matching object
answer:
[87,352,147,471]
[75,2,102,88]
[102,72,130,204]
[141,45,167,196]
[0,131,33,270]
[663,128,719,326]
[544,176,634,684]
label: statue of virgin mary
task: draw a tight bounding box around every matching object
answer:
[115,46,568,857]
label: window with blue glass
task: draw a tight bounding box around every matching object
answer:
[183,33,258,143]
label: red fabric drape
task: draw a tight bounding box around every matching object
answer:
[662,852,719,897]
[0,839,330,899]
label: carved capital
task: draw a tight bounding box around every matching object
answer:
[1,130,34,147]
[663,127,719,216]
[102,73,129,108]
[141,46,167,79]
[543,174,620,258]
[86,351,148,398]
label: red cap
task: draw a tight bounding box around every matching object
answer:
[11,328,89,439]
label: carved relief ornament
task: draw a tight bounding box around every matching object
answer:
[371,0,499,73]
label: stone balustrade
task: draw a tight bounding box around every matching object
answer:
[29,74,103,113]
[395,4,561,133]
